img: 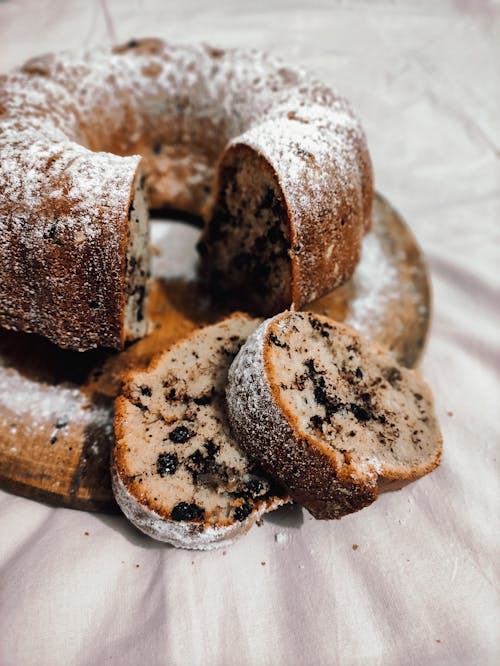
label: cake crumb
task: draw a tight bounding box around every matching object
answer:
[84,531,90,536]
[135,564,140,568]
[261,561,266,566]
[447,411,453,417]
[352,544,359,550]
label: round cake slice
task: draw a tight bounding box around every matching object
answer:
[112,314,287,550]
[226,311,442,519]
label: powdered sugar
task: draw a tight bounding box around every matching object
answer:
[1,40,371,346]
[0,366,112,435]
[345,226,400,334]
[112,464,284,551]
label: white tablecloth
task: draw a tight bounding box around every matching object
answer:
[1,1,499,664]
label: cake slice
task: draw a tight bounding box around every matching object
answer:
[112,314,287,550]
[226,311,442,519]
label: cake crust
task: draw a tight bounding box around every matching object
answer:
[0,39,372,348]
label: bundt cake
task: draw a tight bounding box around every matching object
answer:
[226,311,442,519]
[112,314,287,550]
[0,38,372,350]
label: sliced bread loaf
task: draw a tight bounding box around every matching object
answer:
[112,314,287,550]
[226,311,442,519]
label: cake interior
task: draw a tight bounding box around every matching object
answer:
[197,148,293,316]
[265,312,439,479]
[118,316,282,526]
[123,171,151,343]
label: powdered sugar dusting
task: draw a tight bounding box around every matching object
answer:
[112,464,284,551]
[0,366,112,435]
[345,229,400,334]
[1,39,371,346]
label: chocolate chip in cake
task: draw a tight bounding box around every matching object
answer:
[170,502,204,522]
[157,452,178,477]
[234,502,253,522]
[269,333,289,349]
[314,385,328,405]
[135,285,146,322]
[140,385,152,397]
[350,403,372,422]
[309,317,332,338]
[242,478,267,499]
[203,439,220,457]
[305,359,315,373]
[169,425,192,443]
[310,414,324,429]
[193,394,212,406]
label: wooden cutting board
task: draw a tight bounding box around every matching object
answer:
[0,194,430,512]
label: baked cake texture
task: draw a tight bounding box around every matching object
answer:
[112,314,287,550]
[0,38,372,348]
[226,311,442,519]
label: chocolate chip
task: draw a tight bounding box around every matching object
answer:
[314,385,328,405]
[153,142,162,155]
[305,359,317,374]
[188,449,206,469]
[135,285,146,322]
[350,403,371,422]
[266,225,283,243]
[253,236,267,253]
[169,426,192,443]
[204,439,219,457]
[355,368,363,379]
[261,187,275,209]
[310,415,324,429]
[243,478,267,499]
[140,385,152,397]
[194,394,212,406]
[157,452,178,477]
[309,317,332,338]
[234,502,252,522]
[269,333,288,349]
[171,502,204,522]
